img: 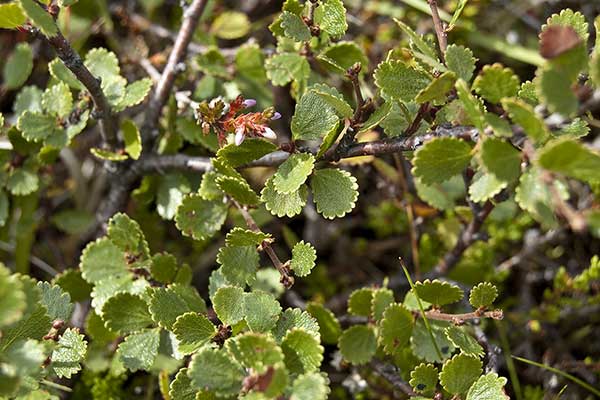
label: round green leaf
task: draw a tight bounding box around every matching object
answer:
[379,303,414,356]
[469,282,499,308]
[439,354,483,395]
[338,325,377,365]
[414,279,464,306]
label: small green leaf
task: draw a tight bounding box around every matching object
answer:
[51,328,87,378]
[306,302,341,345]
[374,60,431,102]
[7,167,39,196]
[216,175,260,206]
[484,113,513,138]
[90,148,128,161]
[501,98,549,143]
[84,48,120,82]
[188,348,244,396]
[515,167,564,228]
[314,0,347,38]
[19,0,57,36]
[290,372,330,400]
[416,71,457,104]
[150,253,178,284]
[318,41,369,72]
[469,282,498,308]
[266,53,310,87]
[225,227,272,247]
[536,66,578,116]
[0,264,26,327]
[412,137,472,185]
[0,3,26,29]
[217,139,277,167]
[217,245,259,286]
[446,44,477,82]
[272,308,320,343]
[466,372,509,400]
[371,288,395,321]
[122,119,142,160]
[410,363,439,395]
[42,82,73,118]
[379,303,414,356]
[211,11,250,39]
[542,8,589,42]
[169,368,198,400]
[411,320,456,363]
[226,332,284,373]
[273,153,315,194]
[149,284,207,330]
[480,137,521,183]
[117,328,160,372]
[37,281,73,322]
[48,58,84,90]
[456,79,486,131]
[311,83,354,118]
[157,173,191,220]
[282,328,324,374]
[394,18,439,62]
[261,176,308,218]
[440,354,482,395]
[537,139,600,184]
[291,89,340,141]
[102,293,152,334]
[445,326,484,358]
[281,11,311,42]
[311,168,358,219]
[213,285,245,326]
[473,64,520,104]
[290,241,316,277]
[175,194,228,240]
[348,288,374,317]
[17,111,59,142]
[244,290,282,332]
[468,172,506,203]
[53,269,91,303]
[338,325,377,365]
[173,312,216,355]
[3,42,33,89]
[79,237,128,284]
[414,279,463,306]
[116,78,152,111]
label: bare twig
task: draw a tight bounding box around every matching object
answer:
[428,0,448,63]
[143,0,209,143]
[94,154,211,232]
[234,202,295,288]
[434,201,495,275]
[424,308,504,323]
[46,31,117,149]
[370,359,416,396]
[496,229,565,273]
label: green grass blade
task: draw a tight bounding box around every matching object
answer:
[513,356,600,397]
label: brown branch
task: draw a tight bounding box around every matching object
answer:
[370,359,416,396]
[434,200,495,275]
[428,0,448,64]
[424,308,504,323]
[143,0,209,143]
[93,154,211,233]
[46,31,117,149]
[233,202,295,289]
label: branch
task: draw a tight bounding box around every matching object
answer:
[370,359,416,395]
[496,229,565,273]
[428,0,448,63]
[423,308,504,323]
[233,202,295,288]
[244,125,479,168]
[434,200,495,276]
[143,0,209,142]
[46,31,117,149]
[94,154,211,231]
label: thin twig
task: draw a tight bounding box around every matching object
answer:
[233,202,295,288]
[434,201,495,275]
[428,0,448,63]
[143,0,209,144]
[496,229,565,273]
[370,359,416,395]
[0,240,59,277]
[423,308,504,323]
[46,31,118,149]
